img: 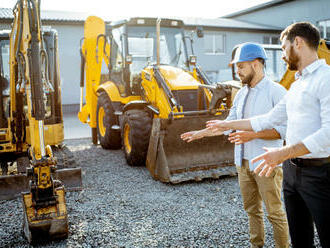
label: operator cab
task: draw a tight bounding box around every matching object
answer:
[0,29,62,130]
[107,18,189,96]
[0,31,10,129]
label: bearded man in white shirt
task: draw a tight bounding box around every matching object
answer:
[181,42,289,248]
[206,22,330,248]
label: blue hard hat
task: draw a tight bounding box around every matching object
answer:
[230,42,268,64]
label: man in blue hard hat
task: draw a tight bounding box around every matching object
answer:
[181,42,289,248]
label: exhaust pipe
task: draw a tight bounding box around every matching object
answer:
[156,18,161,66]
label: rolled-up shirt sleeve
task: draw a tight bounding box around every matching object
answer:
[273,124,287,140]
[250,95,288,133]
[270,86,287,139]
[302,81,330,153]
[223,89,241,135]
[226,99,238,121]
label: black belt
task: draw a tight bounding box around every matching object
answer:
[290,157,330,167]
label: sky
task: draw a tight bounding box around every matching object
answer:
[0,0,271,18]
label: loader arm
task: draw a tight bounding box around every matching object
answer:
[78,16,108,129]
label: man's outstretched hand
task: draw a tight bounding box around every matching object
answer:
[180,130,204,143]
[252,147,289,177]
[180,127,223,142]
[253,143,310,177]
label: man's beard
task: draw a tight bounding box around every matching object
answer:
[284,46,299,71]
[240,68,255,87]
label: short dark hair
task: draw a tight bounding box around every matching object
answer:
[256,58,265,66]
[280,22,320,50]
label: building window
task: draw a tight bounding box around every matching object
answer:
[204,33,225,55]
[318,19,330,38]
[264,48,287,82]
[263,36,279,44]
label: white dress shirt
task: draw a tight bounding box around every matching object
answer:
[226,76,287,170]
[251,59,330,159]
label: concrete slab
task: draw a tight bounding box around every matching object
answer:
[63,112,91,140]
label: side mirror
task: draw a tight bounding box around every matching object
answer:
[125,55,132,65]
[189,55,197,66]
[196,26,204,38]
[105,24,112,36]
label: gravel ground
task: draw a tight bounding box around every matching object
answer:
[0,138,321,248]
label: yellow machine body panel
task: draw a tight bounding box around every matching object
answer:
[97,82,141,103]
[0,122,63,157]
[43,123,64,145]
[141,66,221,118]
[25,123,64,146]
[141,67,176,119]
[158,66,200,90]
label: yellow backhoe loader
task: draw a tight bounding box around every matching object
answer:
[79,16,236,183]
[0,0,82,243]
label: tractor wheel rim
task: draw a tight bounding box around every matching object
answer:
[124,123,131,154]
[98,107,106,137]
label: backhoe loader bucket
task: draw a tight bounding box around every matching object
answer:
[0,167,82,200]
[146,113,236,183]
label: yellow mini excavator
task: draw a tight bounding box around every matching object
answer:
[79,16,236,183]
[0,0,82,243]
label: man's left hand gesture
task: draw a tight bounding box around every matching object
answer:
[252,147,288,177]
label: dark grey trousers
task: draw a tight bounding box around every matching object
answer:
[283,159,330,248]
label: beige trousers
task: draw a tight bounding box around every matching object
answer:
[236,160,289,248]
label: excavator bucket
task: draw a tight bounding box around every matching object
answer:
[22,186,68,243]
[0,167,82,200]
[146,113,236,183]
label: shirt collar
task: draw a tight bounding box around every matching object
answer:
[295,59,326,80]
[250,76,267,91]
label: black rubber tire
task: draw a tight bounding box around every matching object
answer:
[121,109,152,166]
[96,92,121,149]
